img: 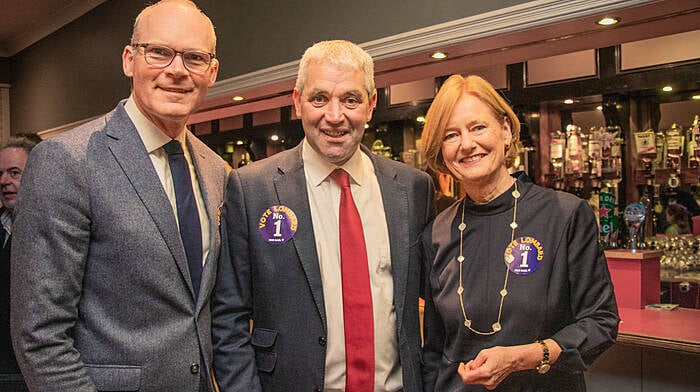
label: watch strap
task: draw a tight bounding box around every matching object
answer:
[535,339,551,374]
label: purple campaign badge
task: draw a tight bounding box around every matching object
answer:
[258,205,298,244]
[503,236,544,275]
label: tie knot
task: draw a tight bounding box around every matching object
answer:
[163,140,184,156]
[330,168,351,188]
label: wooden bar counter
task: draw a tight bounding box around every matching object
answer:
[616,307,700,354]
[584,250,700,391]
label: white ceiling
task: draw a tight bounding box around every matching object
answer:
[0,0,105,57]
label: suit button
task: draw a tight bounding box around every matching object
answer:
[190,363,200,374]
[318,336,327,346]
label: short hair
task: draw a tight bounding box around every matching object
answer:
[131,0,217,52]
[295,40,375,97]
[421,74,521,174]
[2,133,42,154]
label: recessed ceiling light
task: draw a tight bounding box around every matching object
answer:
[431,52,448,60]
[232,96,245,101]
[365,123,370,129]
[596,105,603,111]
[692,94,700,100]
[662,86,673,92]
[564,99,574,104]
[235,140,244,145]
[416,116,426,123]
[270,134,280,141]
[597,17,620,26]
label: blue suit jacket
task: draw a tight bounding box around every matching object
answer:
[212,143,433,392]
[11,102,228,391]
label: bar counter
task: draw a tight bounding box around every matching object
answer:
[584,249,700,391]
[604,248,700,352]
[617,307,700,354]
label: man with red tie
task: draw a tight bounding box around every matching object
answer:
[212,40,433,392]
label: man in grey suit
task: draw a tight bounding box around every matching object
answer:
[10,1,226,391]
[212,40,433,392]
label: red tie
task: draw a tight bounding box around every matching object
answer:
[330,169,374,392]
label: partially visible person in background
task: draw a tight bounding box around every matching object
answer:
[420,74,619,391]
[665,203,692,235]
[0,133,40,392]
[655,189,700,234]
[664,189,700,216]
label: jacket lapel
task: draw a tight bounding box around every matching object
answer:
[274,145,327,330]
[187,133,224,310]
[369,148,410,331]
[104,104,194,299]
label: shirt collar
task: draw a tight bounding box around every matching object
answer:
[302,138,365,187]
[124,95,186,151]
[1,207,12,234]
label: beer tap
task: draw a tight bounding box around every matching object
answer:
[665,123,684,190]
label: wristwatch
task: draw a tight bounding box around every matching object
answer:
[535,340,551,374]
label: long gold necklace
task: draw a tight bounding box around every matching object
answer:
[457,180,520,336]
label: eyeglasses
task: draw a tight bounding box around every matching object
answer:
[131,43,215,73]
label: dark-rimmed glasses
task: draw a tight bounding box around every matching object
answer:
[131,43,215,73]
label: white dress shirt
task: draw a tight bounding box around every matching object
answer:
[302,139,402,392]
[124,96,210,267]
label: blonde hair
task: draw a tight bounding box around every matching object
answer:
[131,0,217,52]
[422,74,520,174]
[295,40,374,97]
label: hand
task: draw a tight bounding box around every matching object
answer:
[457,346,519,390]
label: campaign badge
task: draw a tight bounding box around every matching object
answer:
[503,236,544,275]
[258,205,298,244]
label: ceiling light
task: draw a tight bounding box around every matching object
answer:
[365,124,370,129]
[596,17,620,26]
[232,96,245,101]
[564,99,574,104]
[416,116,426,123]
[692,94,700,100]
[431,52,447,60]
[596,105,603,111]
[662,86,673,92]
[235,140,244,145]
[270,134,280,141]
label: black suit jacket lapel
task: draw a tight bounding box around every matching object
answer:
[274,145,327,330]
[369,148,410,331]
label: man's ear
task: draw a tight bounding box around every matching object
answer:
[293,88,302,118]
[207,59,219,87]
[122,45,135,77]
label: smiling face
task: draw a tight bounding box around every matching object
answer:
[441,93,513,193]
[122,1,218,137]
[293,61,377,165]
[0,147,29,210]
